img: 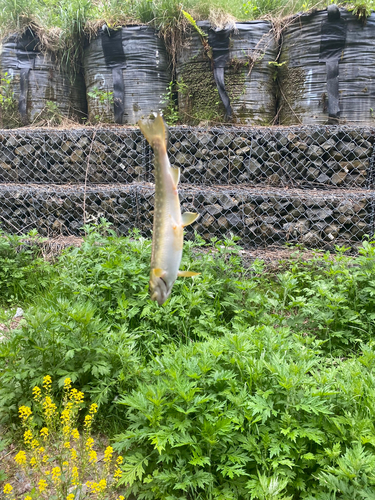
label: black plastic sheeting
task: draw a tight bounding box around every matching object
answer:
[176,21,277,125]
[83,26,171,125]
[0,29,86,126]
[279,7,375,125]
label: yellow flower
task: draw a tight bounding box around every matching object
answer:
[71,428,80,440]
[3,483,13,494]
[64,441,71,449]
[83,414,93,429]
[71,466,80,486]
[61,408,71,426]
[30,457,37,467]
[117,496,125,500]
[24,429,33,446]
[64,378,72,390]
[19,406,32,422]
[85,437,94,449]
[116,455,124,464]
[69,388,84,404]
[32,386,42,401]
[89,403,98,414]
[31,439,40,449]
[62,461,69,467]
[88,449,97,463]
[14,450,27,466]
[38,479,48,492]
[43,375,52,390]
[40,427,49,439]
[114,467,122,479]
[43,396,57,420]
[104,445,113,463]
[24,496,32,500]
[97,479,107,492]
[42,454,49,463]
[52,466,61,484]
[70,448,78,461]
[67,495,75,500]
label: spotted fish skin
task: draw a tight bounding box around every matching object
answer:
[138,114,199,305]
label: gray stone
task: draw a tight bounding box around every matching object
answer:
[331,171,348,185]
[208,158,228,174]
[252,144,268,160]
[306,167,320,181]
[0,161,12,170]
[301,231,321,245]
[6,136,18,147]
[353,146,371,159]
[229,156,243,169]
[293,141,309,152]
[15,145,34,156]
[206,204,223,216]
[225,213,243,228]
[246,158,262,176]
[283,219,310,235]
[235,146,251,156]
[324,224,340,238]
[197,133,215,148]
[175,152,191,166]
[316,173,330,184]
[232,136,248,149]
[216,216,229,229]
[195,148,208,160]
[305,208,333,220]
[217,194,237,210]
[307,145,324,160]
[209,149,225,159]
[77,136,90,148]
[216,135,233,148]
[70,150,85,163]
[201,213,215,228]
[321,139,336,152]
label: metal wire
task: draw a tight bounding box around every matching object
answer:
[0,124,374,249]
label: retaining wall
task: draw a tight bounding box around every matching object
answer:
[0,125,374,249]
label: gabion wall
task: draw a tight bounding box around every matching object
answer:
[0,125,374,249]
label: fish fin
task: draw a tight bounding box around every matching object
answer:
[138,114,167,149]
[170,167,180,186]
[178,270,200,277]
[181,212,199,227]
[153,268,165,278]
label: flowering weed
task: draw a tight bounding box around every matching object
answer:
[8,376,124,499]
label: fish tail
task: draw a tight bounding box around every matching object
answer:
[138,114,167,151]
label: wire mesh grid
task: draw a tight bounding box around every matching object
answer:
[0,124,374,250]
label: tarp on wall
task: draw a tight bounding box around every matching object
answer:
[176,21,277,125]
[279,6,375,125]
[0,28,86,127]
[83,25,171,124]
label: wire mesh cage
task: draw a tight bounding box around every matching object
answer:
[0,124,374,250]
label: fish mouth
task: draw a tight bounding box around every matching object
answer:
[149,275,170,305]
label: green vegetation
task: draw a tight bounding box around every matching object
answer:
[1,223,375,497]
[1,0,374,69]
[0,72,22,128]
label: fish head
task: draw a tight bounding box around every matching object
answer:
[149,268,173,306]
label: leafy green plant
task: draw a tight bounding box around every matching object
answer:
[160,81,180,125]
[114,326,375,499]
[0,72,22,128]
[87,86,115,123]
[0,229,53,304]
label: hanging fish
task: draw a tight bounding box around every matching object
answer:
[138,114,200,305]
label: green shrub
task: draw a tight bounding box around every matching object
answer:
[0,229,53,305]
[114,326,375,499]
